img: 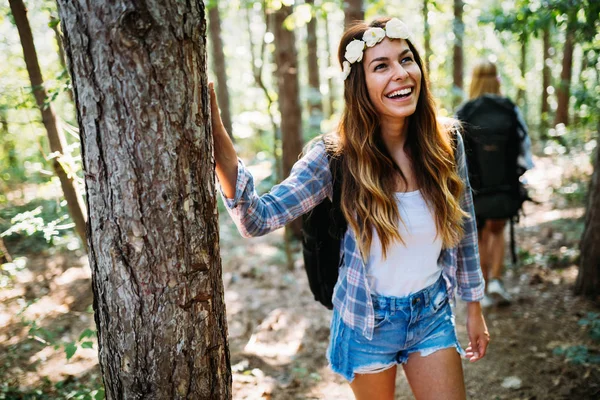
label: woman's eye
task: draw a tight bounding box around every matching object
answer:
[374,64,386,71]
[401,56,413,64]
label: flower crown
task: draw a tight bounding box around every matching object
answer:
[342,18,412,81]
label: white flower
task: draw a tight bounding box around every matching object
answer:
[342,61,351,80]
[385,18,410,39]
[363,27,386,47]
[344,39,365,63]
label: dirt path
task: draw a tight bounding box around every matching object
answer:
[1,154,599,399]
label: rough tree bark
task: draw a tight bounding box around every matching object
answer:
[452,0,464,108]
[344,0,364,29]
[9,0,87,248]
[305,0,323,136]
[273,4,303,239]
[56,0,231,398]
[554,13,576,127]
[540,25,551,135]
[575,131,600,298]
[208,2,234,141]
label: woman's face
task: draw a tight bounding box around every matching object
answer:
[362,38,422,125]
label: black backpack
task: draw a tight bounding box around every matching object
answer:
[301,145,346,310]
[457,94,526,220]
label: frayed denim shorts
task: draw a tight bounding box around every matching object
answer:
[327,275,465,382]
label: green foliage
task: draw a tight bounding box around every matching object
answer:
[0,196,79,255]
[553,345,600,365]
[551,165,590,206]
[579,312,600,342]
[0,378,105,400]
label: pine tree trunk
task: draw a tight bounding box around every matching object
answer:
[273,5,303,238]
[56,1,232,398]
[208,3,234,141]
[540,25,551,135]
[554,14,576,127]
[306,0,322,136]
[9,0,87,249]
[452,0,464,108]
[422,0,432,74]
[344,0,364,28]
[575,131,600,299]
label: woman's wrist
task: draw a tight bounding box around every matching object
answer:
[466,301,483,316]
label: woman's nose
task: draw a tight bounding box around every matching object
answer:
[393,63,409,81]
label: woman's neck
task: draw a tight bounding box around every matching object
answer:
[380,118,408,153]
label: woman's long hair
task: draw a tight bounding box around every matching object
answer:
[469,60,501,99]
[334,18,468,259]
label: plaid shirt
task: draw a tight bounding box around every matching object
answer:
[221,133,484,340]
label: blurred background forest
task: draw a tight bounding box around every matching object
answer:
[1,0,600,399]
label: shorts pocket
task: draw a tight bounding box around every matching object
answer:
[373,307,390,329]
[431,290,449,313]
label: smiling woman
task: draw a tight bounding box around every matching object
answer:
[212,16,489,400]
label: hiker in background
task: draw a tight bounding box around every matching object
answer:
[456,59,534,308]
[212,17,489,400]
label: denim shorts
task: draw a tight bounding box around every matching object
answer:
[327,275,465,382]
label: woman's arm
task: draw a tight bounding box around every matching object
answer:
[453,131,490,361]
[209,83,333,237]
[210,83,238,198]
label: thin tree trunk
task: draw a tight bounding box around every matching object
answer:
[344,0,364,29]
[0,238,12,264]
[56,0,231,397]
[0,109,17,170]
[49,14,74,103]
[306,0,322,136]
[540,25,551,135]
[422,0,432,74]
[9,0,87,250]
[208,3,234,141]
[246,6,282,182]
[452,0,464,108]
[324,14,336,118]
[575,129,600,298]
[273,4,303,239]
[517,34,528,118]
[554,13,576,127]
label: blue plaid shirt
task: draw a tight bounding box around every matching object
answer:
[221,132,484,340]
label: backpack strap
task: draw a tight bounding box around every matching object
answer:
[327,151,347,239]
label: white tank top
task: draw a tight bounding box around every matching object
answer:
[366,190,443,297]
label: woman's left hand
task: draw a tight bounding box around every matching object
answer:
[465,302,490,362]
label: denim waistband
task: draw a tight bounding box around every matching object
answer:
[370,274,446,311]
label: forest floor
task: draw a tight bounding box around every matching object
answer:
[1,153,600,399]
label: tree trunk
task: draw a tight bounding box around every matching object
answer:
[344,0,364,29]
[208,3,234,141]
[516,34,528,119]
[452,0,464,108]
[306,0,322,137]
[422,0,432,74]
[9,0,87,249]
[324,14,336,118]
[0,109,17,171]
[554,13,576,127]
[56,1,232,398]
[273,5,303,239]
[49,14,74,103]
[540,25,551,135]
[575,130,600,299]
